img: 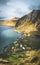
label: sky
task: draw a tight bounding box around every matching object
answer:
[0,0,40,20]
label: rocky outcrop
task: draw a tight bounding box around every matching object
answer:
[16,10,40,27]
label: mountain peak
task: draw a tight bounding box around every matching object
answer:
[16,10,40,27]
[15,10,40,36]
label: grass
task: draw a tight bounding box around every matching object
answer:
[0,35,40,65]
[5,49,40,65]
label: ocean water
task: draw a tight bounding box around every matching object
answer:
[0,26,21,53]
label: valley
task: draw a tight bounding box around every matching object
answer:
[0,10,40,65]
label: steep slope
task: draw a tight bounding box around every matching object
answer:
[15,10,40,36]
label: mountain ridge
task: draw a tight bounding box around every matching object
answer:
[15,10,40,36]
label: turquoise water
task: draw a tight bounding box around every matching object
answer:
[0,26,21,53]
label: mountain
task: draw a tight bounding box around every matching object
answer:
[15,10,40,36]
[0,17,19,26]
[0,10,40,65]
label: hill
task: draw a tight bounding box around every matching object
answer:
[0,17,19,26]
[0,10,40,65]
[15,10,40,36]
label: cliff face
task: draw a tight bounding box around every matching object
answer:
[16,10,40,27]
[15,10,40,36]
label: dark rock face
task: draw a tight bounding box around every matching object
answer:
[28,10,40,23]
[15,15,27,27]
[15,10,40,27]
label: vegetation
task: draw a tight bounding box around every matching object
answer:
[0,35,40,65]
[0,10,40,65]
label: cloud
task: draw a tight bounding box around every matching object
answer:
[0,0,40,20]
[38,5,40,9]
[0,0,9,5]
[29,4,40,10]
[0,17,6,20]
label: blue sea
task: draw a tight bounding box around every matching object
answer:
[0,26,21,53]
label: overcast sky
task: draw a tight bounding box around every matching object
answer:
[0,0,40,20]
